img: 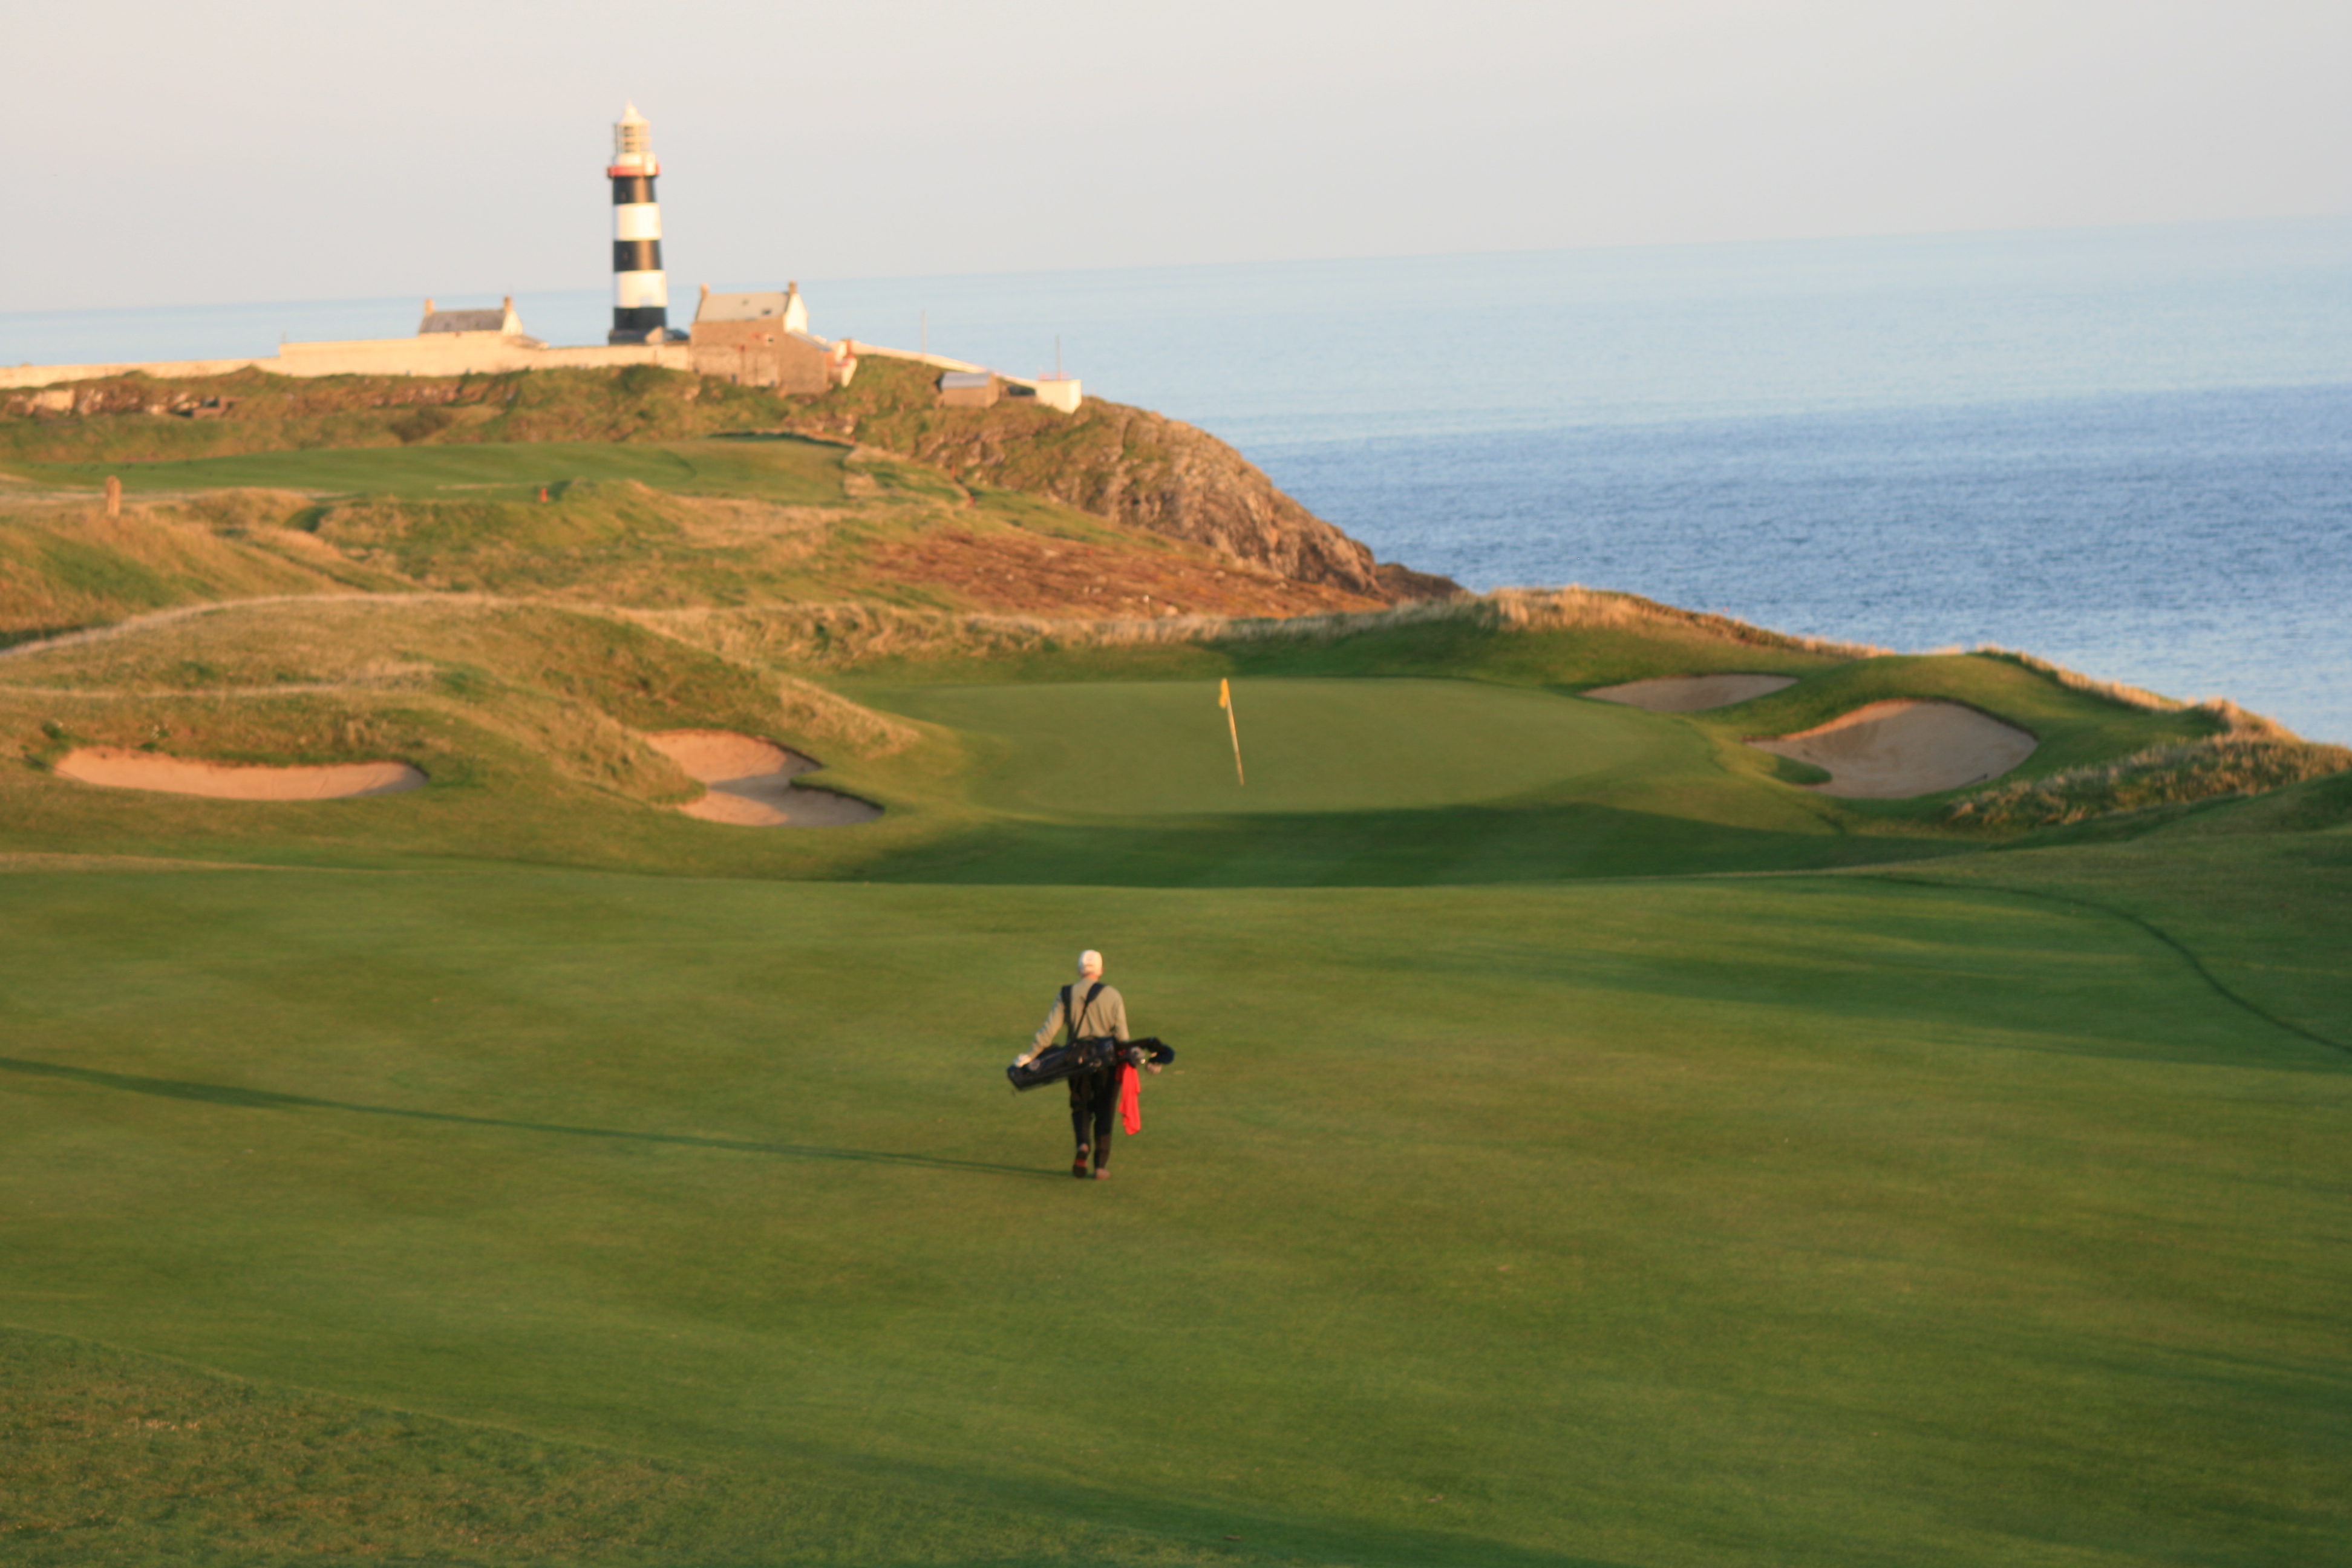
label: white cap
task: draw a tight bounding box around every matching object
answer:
[1077,950,1103,976]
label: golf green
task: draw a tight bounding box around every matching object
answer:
[2,857,2342,1565]
[874,678,1685,817]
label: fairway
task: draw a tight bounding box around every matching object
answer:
[10,436,847,503]
[3,856,2345,1566]
[877,678,1685,816]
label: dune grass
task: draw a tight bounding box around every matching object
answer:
[1942,735,2352,830]
[1,844,2344,1567]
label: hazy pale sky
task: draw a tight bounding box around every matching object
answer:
[7,0,2346,311]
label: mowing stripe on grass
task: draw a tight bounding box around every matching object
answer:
[1869,871,2352,1057]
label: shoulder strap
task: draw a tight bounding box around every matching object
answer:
[1067,980,1105,1042]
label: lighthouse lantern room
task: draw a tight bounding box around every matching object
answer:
[607,103,674,344]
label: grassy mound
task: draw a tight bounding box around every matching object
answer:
[1944,733,2352,830]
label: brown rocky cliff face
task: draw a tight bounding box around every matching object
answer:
[774,360,1460,603]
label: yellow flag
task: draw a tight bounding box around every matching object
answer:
[1218,679,1244,785]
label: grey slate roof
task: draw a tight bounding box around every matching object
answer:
[420,309,508,335]
[696,291,793,323]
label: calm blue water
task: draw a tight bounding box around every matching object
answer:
[6,218,2347,739]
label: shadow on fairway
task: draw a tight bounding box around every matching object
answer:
[861,1453,1645,1568]
[852,800,1979,887]
[0,1056,1061,1181]
[1866,871,2352,1059]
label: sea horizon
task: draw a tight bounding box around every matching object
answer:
[6,215,2348,741]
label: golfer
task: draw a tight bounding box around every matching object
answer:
[1021,949,1130,1180]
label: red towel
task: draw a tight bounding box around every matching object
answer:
[1119,1063,1142,1135]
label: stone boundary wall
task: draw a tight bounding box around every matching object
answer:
[4,332,1077,410]
[844,341,1082,412]
[2,334,691,391]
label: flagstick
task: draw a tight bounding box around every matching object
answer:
[1220,679,1245,786]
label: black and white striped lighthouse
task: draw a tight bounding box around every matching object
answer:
[607,103,671,344]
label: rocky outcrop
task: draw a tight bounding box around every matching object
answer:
[774,359,1460,604]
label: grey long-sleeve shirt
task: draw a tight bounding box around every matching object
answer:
[1030,981,1129,1056]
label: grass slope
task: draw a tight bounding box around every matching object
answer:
[2,433,1374,635]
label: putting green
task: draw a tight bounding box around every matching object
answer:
[877,677,1684,817]
[2,855,2342,1565]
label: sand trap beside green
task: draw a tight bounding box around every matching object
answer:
[54,747,425,800]
[879,677,1679,817]
[647,729,878,828]
[1586,672,1798,710]
[1750,699,2036,797]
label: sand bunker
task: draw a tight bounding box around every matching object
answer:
[1747,700,2036,798]
[55,747,426,800]
[1584,673,1799,711]
[646,730,880,828]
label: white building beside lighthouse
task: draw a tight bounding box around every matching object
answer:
[607,103,676,344]
[1,105,1072,409]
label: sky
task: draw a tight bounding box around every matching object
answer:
[5,0,2347,312]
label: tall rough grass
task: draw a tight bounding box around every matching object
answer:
[1965,647,2297,736]
[630,587,1887,672]
[773,675,920,757]
[1943,734,2352,831]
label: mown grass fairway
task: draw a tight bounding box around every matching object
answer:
[3,839,2346,1566]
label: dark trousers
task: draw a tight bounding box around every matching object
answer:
[1068,1067,1116,1164]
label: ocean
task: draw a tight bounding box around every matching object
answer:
[7,217,2347,740]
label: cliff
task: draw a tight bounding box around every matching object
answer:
[760,359,1457,601]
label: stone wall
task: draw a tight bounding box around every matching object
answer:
[1,336,691,391]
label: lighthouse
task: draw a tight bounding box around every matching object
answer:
[607,103,672,344]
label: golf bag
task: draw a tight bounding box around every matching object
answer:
[1007,1036,1174,1093]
